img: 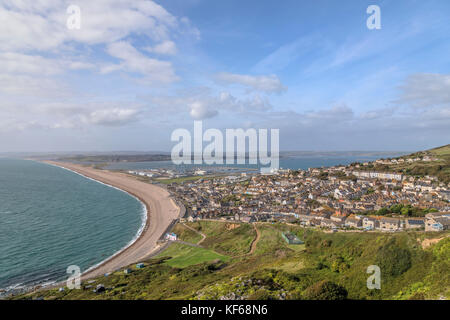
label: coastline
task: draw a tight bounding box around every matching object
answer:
[42,161,181,281]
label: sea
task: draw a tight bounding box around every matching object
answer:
[104,154,405,171]
[0,159,145,295]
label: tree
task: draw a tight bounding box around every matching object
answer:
[400,207,410,216]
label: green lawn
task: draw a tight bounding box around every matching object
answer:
[156,242,230,268]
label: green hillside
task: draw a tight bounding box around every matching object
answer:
[14,222,449,300]
[353,144,450,184]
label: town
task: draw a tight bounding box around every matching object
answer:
[166,162,450,233]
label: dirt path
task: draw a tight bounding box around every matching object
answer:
[420,235,449,249]
[248,223,261,255]
[231,223,261,258]
[177,221,261,259]
[181,222,207,245]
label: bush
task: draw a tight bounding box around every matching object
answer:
[375,240,412,276]
[303,280,348,300]
[331,256,349,273]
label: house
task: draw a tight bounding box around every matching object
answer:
[331,212,347,223]
[379,217,401,231]
[320,218,342,229]
[310,211,331,220]
[362,217,379,230]
[240,215,256,223]
[405,218,425,229]
[165,232,178,241]
[309,218,322,226]
[345,216,362,228]
[425,216,450,231]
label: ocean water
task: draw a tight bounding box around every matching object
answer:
[0,159,144,291]
[104,155,401,171]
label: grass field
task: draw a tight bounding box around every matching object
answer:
[186,221,256,256]
[156,242,230,268]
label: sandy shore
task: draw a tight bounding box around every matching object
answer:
[44,161,180,280]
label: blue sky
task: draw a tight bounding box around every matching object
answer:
[0,0,449,152]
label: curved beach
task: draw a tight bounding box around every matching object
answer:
[44,161,180,280]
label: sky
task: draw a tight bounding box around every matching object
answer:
[0,0,449,152]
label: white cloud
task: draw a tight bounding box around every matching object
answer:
[218,92,273,113]
[0,52,62,75]
[102,41,178,84]
[189,101,218,120]
[0,52,94,75]
[214,72,287,94]
[0,100,143,131]
[144,89,274,121]
[398,73,450,108]
[145,40,177,55]
[83,108,140,126]
[0,74,71,97]
[0,0,191,51]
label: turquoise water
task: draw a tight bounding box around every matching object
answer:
[0,159,144,291]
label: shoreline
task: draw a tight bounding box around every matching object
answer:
[43,161,149,278]
[42,161,181,282]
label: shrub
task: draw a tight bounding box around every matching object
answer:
[375,240,412,276]
[248,289,272,300]
[303,280,348,300]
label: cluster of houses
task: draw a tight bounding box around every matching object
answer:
[294,210,449,232]
[127,169,177,179]
[168,163,450,233]
[372,156,438,165]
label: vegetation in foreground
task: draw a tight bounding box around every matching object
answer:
[14,221,449,300]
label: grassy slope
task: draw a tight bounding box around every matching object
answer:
[171,223,203,244]
[156,242,230,268]
[356,144,450,183]
[186,221,256,256]
[16,222,449,300]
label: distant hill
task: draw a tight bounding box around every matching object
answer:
[350,144,450,184]
[57,154,172,163]
[407,144,450,162]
